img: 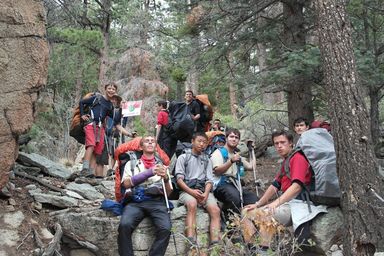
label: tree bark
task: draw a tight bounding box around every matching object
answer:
[98,0,112,88]
[227,51,239,119]
[369,87,380,144]
[314,0,384,255]
[283,0,314,127]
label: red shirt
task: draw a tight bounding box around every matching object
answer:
[157,110,168,126]
[274,153,311,192]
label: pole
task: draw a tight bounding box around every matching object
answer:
[161,178,178,255]
[247,140,259,197]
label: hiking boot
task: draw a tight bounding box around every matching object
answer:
[79,168,95,178]
[106,168,115,177]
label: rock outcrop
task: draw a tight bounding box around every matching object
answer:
[0,0,49,190]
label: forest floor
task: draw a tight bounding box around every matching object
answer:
[0,156,278,256]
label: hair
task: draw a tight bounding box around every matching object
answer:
[225,128,240,139]
[271,130,294,143]
[213,118,221,123]
[185,90,194,96]
[139,134,156,146]
[157,100,167,109]
[104,82,118,90]
[293,117,309,127]
[192,132,208,141]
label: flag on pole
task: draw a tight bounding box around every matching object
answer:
[122,100,142,117]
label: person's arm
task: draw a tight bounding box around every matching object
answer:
[200,182,213,205]
[115,124,133,137]
[241,157,253,171]
[244,184,278,211]
[212,152,240,175]
[265,182,302,212]
[191,101,201,121]
[177,178,204,200]
[79,96,96,121]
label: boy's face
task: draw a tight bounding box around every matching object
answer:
[294,121,309,135]
[105,85,117,99]
[141,136,156,153]
[226,132,240,148]
[273,135,293,158]
[192,135,208,153]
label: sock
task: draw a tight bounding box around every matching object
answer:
[82,160,90,170]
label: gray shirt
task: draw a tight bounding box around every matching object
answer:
[175,151,214,184]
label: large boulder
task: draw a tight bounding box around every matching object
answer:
[53,204,210,256]
[0,0,49,189]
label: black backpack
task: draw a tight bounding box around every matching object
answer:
[166,101,195,140]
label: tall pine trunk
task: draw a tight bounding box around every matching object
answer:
[283,0,314,127]
[314,0,384,255]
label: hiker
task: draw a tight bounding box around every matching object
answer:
[185,90,202,133]
[243,130,327,252]
[161,90,201,158]
[155,100,169,151]
[77,83,121,178]
[97,95,135,177]
[293,117,309,135]
[175,132,221,249]
[210,118,225,132]
[118,135,172,256]
[210,128,258,217]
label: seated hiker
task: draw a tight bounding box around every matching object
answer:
[210,128,258,218]
[118,135,172,256]
[155,100,169,151]
[243,130,327,252]
[293,117,310,135]
[210,118,225,132]
[175,132,221,249]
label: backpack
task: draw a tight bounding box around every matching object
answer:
[166,101,195,140]
[284,128,340,206]
[195,94,214,132]
[69,92,103,144]
[113,137,170,202]
[205,131,226,156]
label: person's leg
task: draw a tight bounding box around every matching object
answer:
[118,203,145,256]
[205,194,221,242]
[83,124,96,171]
[145,200,171,256]
[242,189,259,207]
[214,183,241,214]
[93,127,106,177]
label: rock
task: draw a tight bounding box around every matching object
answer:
[33,193,79,208]
[31,201,42,211]
[0,0,49,190]
[8,198,16,206]
[310,207,344,254]
[374,253,384,256]
[65,189,85,200]
[17,152,71,179]
[4,205,15,212]
[0,211,25,253]
[70,249,96,256]
[66,182,104,200]
[53,206,210,256]
[25,184,37,190]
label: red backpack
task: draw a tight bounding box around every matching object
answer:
[113,137,170,202]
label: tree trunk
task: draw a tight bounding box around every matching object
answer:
[369,88,380,144]
[98,0,112,88]
[227,51,239,119]
[283,0,314,127]
[314,0,384,255]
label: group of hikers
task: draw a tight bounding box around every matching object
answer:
[70,83,339,256]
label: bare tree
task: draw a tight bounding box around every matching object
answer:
[314,0,384,255]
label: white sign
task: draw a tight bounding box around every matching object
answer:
[122,100,142,117]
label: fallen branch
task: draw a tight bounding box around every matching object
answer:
[63,231,100,253]
[14,169,64,194]
[42,223,63,256]
[17,228,32,250]
[33,227,45,248]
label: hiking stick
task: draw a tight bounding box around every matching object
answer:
[247,141,259,197]
[161,178,178,255]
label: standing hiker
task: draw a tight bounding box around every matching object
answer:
[155,100,169,151]
[175,132,221,250]
[210,128,258,218]
[118,135,172,256]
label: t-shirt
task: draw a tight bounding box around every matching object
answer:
[175,151,214,184]
[80,95,114,123]
[273,153,311,192]
[122,160,165,189]
[157,110,169,126]
[186,100,200,117]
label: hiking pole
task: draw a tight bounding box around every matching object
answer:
[161,177,178,255]
[247,140,259,197]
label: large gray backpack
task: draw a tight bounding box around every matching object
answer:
[285,128,340,206]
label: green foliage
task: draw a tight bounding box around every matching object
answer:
[49,28,103,50]
[170,67,187,83]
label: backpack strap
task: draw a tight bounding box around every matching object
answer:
[219,147,229,162]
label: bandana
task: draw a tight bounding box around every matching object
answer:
[140,155,156,169]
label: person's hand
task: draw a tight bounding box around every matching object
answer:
[191,189,204,201]
[243,203,258,211]
[230,153,241,163]
[264,201,279,214]
[81,114,90,122]
[198,192,209,205]
[153,164,167,179]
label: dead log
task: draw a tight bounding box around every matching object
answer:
[14,169,64,194]
[42,223,63,256]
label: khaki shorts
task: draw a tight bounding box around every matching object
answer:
[179,191,218,208]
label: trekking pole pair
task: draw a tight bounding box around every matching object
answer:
[161,176,178,255]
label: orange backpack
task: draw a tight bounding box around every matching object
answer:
[113,137,170,202]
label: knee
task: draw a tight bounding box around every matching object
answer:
[186,201,198,212]
[119,219,135,235]
[208,205,221,217]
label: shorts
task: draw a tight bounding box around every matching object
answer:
[178,191,218,208]
[84,123,105,155]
